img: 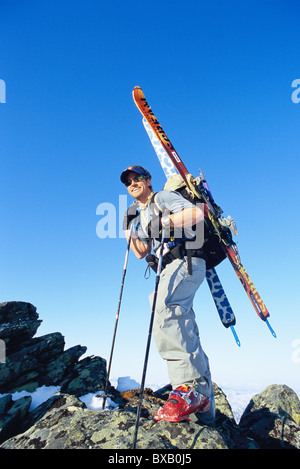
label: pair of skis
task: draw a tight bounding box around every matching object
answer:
[132,86,276,344]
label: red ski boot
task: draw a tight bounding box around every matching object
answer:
[154,384,210,422]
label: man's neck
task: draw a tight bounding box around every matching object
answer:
[137,191,153,209]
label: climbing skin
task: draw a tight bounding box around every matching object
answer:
[206,268,235,327]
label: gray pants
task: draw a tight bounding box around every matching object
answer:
[150,256,213,399]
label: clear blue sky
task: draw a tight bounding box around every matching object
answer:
[1,0,300,393]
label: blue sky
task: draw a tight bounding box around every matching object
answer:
[1,0,300,393]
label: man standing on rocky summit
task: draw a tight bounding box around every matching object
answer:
[121,165,215,424]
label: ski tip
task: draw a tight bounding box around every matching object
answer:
[132,86,145,104]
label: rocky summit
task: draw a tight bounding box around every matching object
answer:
[0,301,300,449]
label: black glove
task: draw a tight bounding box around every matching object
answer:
[123,204,139,231]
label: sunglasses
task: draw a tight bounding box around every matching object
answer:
[124,175,148,187]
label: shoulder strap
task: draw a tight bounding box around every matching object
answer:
[152,191,164,213]
[149,192,162,216]
[145,192,159,256]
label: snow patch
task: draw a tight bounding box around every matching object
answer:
[79,391,118,411]
[0,385,60,412]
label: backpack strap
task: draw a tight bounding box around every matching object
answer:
[146,192,159,255]
[150,191,195,274]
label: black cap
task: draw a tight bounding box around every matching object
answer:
[120,165,151,184]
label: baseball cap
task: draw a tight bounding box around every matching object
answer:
[120,165,151,184]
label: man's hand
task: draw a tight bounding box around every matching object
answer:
[122,204,139,231]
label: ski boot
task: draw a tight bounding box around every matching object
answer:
[154,384,210,423]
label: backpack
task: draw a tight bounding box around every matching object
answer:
[149,174,226,272]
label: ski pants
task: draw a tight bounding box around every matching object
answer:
[150,256,213,399]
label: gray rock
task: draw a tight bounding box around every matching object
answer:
[1,301,300,449]
[0,302,41,353]
[0,393,229,449]
[239,384,300,449]
[1,382,300,450]
[0,395,32,444]
[0,332,65,393]
[0,302,106,397]
[42,345,87,386]
[60,355,107,396]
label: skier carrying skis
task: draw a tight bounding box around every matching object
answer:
[121,165,215,424]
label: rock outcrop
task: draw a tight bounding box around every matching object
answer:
[1,301,300,449]
[0,302,107,396]
[239,384,300,449]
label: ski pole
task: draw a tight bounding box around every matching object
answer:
[132,228,165,449]
[102,224,133,410]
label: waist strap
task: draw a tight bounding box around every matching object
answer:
[146,242,207,275]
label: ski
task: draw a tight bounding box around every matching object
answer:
[132,86,276,338]
[142,117,240,346]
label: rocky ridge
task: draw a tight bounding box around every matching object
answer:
[1,301,300,449]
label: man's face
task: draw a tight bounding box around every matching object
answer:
[125,171,152,202]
